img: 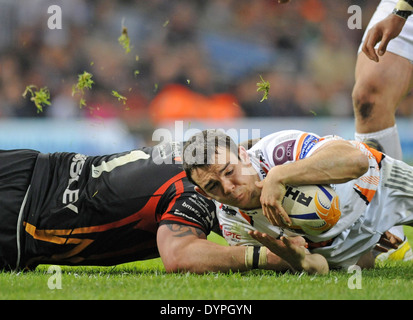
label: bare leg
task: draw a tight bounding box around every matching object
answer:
[352,52,413,160]
[352,51,413,256]
[353,52,413,136]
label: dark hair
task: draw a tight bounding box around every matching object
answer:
[182,129,238,186]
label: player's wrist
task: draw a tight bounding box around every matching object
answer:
[393,0,413,19]
[267,165,288,187]
[244,246,268,269]
[392,9,412,19]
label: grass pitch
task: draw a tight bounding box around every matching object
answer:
[1,227,412,301]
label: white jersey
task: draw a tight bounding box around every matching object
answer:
[217,130,413,268]
[359,0,413,63]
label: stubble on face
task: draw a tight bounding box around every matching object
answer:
[191,147,262,209]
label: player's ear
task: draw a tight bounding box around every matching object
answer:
[238,145,250,164]
[194,186,211,199]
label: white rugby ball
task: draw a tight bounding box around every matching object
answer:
[281,184,341,236]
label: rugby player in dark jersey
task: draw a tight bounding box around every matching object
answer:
[0,141,324,274]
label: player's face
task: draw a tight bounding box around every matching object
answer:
[192,146,261,209]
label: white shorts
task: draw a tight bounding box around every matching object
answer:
[359,0,413,63]
[313,155,413,268]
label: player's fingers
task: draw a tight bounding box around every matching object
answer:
[374,244,389,253]
[362,32,380,62]
[380,238,398,249]
[380,236,400,249]
[249,231,275,248]
[381,231,403,248]
[276,204,291,226]
[281,236,293,249]
[377,35,390,56]
[287,236,307,248]
[248,230,263,242]
[248,230,260,238]
[262,205,278,226]
[361,33,372,57]
[281,236,305,251]
[385,230,403,245]
[261,231,279,243]
[261,202,275,224]
[362,42,379,62]
[260,234,288,255]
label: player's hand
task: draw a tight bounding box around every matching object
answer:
[362,13,406,62]
[249,231,308,270]
[374,230,403,252]
[255,179,292,227]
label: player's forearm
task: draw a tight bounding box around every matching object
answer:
[270,141,369,186]
[167,239,328,275]
[165,241,248,274]
[163,239,292,274]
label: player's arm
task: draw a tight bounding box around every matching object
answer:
[362,0,411,62]
[270,139,369,185]
[157,223,326,274]
[157,223,283,273]
[258,139,369,226]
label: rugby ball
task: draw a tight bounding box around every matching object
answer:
[281,184,341,236]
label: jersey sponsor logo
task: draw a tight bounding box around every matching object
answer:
[219,203,238,216]
[92,150,150,178]
[189,194,209,214]
[182,201,200,216]
[272,140,295,165]
[62,154,87,213]
[172,209,202,224]
[298,134,319,160]
[222,229,241,240]
[186,195,216,229]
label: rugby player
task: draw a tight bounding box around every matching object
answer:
[0,142,327,274]
[182,129,413,269]
[352,0,413,259]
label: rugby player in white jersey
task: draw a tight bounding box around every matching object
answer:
[182,129,413,269]
[352,0,413,259]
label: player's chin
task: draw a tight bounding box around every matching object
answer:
[235,194,256,210]
[223,196,245,209]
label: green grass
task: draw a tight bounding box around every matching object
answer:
[1,227,412,300]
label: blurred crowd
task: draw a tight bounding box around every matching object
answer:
[2,0,409,130]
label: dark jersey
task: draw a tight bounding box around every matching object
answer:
[19,142,217,268]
